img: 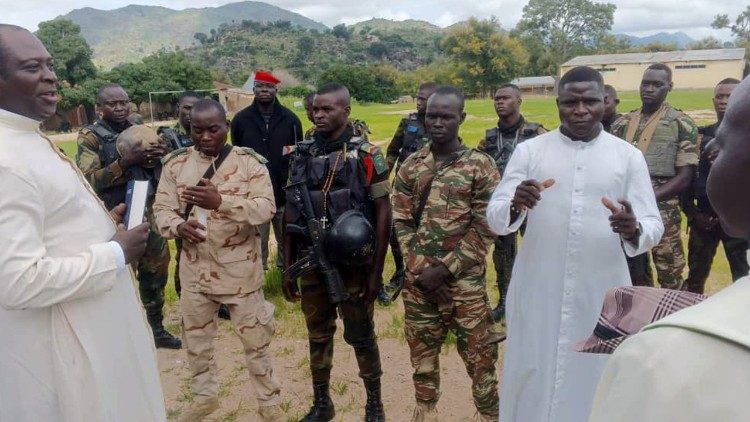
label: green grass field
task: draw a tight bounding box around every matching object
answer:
[56,88,733,317]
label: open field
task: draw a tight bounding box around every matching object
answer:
[55,89,734,420]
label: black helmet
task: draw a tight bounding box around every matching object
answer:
[324,210,375,267]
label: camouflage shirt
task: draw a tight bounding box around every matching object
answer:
[392,143,500,299]
[76,120,131,192]
[153,145,276,295]
[611,103,699,181]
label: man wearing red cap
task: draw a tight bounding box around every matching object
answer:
[231,71,303,270]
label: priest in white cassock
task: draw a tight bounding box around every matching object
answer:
[0,25,167,421]
[487,66,663,422]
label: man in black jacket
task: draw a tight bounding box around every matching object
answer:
[231,71,303,269]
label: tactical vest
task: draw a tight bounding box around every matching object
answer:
[635,108,683,178]
[691,123,718,200]
[482,122,541,176]
[86,120,156,209]
[397,113,428,167]
[286,136,373,231]
[158,126,194,150]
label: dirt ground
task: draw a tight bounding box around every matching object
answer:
[157,299,505,421]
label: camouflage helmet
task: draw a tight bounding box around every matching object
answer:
[116,125,163,168]
[324,210,375,267]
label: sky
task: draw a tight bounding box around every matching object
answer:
[1,0,744,41]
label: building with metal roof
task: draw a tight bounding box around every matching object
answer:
[509,76,557,95]
[560,48,746,90]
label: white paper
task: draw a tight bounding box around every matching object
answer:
[126,180,149,230]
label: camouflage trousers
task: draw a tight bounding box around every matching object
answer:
[180,288,282,404]
[684,224,749,294]
[491,232,517,306]
[135,228,170,321]
[300,269,382,383]
[651,198,685,289]
[259,208,284,270]
[402,282,499,417]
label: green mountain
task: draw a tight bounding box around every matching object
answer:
[183,18,447,86]
[57,2,328,69]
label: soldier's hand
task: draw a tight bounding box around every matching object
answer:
[602,198,639,240]
[111,222,149,264]
[177,220,207,244]
[144,143,168,166]
[182,179,222,210]
[416,263,452,303]
[282,275,301,302]
[109,203,127,224]
[362,272,384,304]
[119,143,149,169]
[512,178,555,211]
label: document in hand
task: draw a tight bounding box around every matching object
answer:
[125,179,149,229]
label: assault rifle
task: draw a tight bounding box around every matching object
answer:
[284,181,349,304]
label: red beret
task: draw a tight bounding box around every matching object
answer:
[254,71,280,85]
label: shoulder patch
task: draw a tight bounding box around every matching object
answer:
[358,141,381,155]
[237,146,269,164]
[161,147,189,165]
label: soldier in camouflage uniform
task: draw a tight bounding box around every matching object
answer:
[76,83,181,349]
[153,100,284,422]
[157,90,199,297]
[393,86,501,422]
[477,83,545,322]
[681,78,748,293]
[282,84,391,422]
[611,63,699,290]
[601,84,621,133]
[376,82,439,305]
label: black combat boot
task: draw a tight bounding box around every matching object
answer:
[147,310,182,349]
[301,381,335,422]
[364,379,385,422]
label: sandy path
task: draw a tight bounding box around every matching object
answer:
[158,300,505,421]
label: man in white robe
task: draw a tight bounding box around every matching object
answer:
[487,66,663,422]
[589,75,750,422]
[0,25,167,421]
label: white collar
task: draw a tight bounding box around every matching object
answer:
[0,108,42,132]
[556,125,603,147]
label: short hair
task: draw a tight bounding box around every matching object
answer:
[431,85,465,111]
[178,90,201,103]
[97,83,125,104]
[303,92,315,104]
[558,66,604,92]
[191,98,226,121]
[418,82,439,92]
[604,84,618,97]
[718,78,741,86]
[317,83,350,106]
[646,63,672,83]
[498,83,521,93]
[0,24,28,78]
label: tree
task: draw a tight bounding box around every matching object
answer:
[713,6,750,51]
[332,24,350,40]
[515,0,615,74]
[318,64,392,103]
[194,32,209,44]
[688,37,724,50]
[441,18,528,96]
[35,19,97,87]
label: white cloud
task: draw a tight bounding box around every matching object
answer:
[1,0,746,41]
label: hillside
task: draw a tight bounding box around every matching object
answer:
[57,2,328,69]
[615,31,694,48]
[183,18,444,86]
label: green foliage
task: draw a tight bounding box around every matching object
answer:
[516,0,616,74]
[688,37,724,50]
[318,64,397,103]
[106,51,212,107]
[332,24,350,40]
[279,86,314,97]
[35,19,97,87]
[712,6,750,58]
[441,18,528,96]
